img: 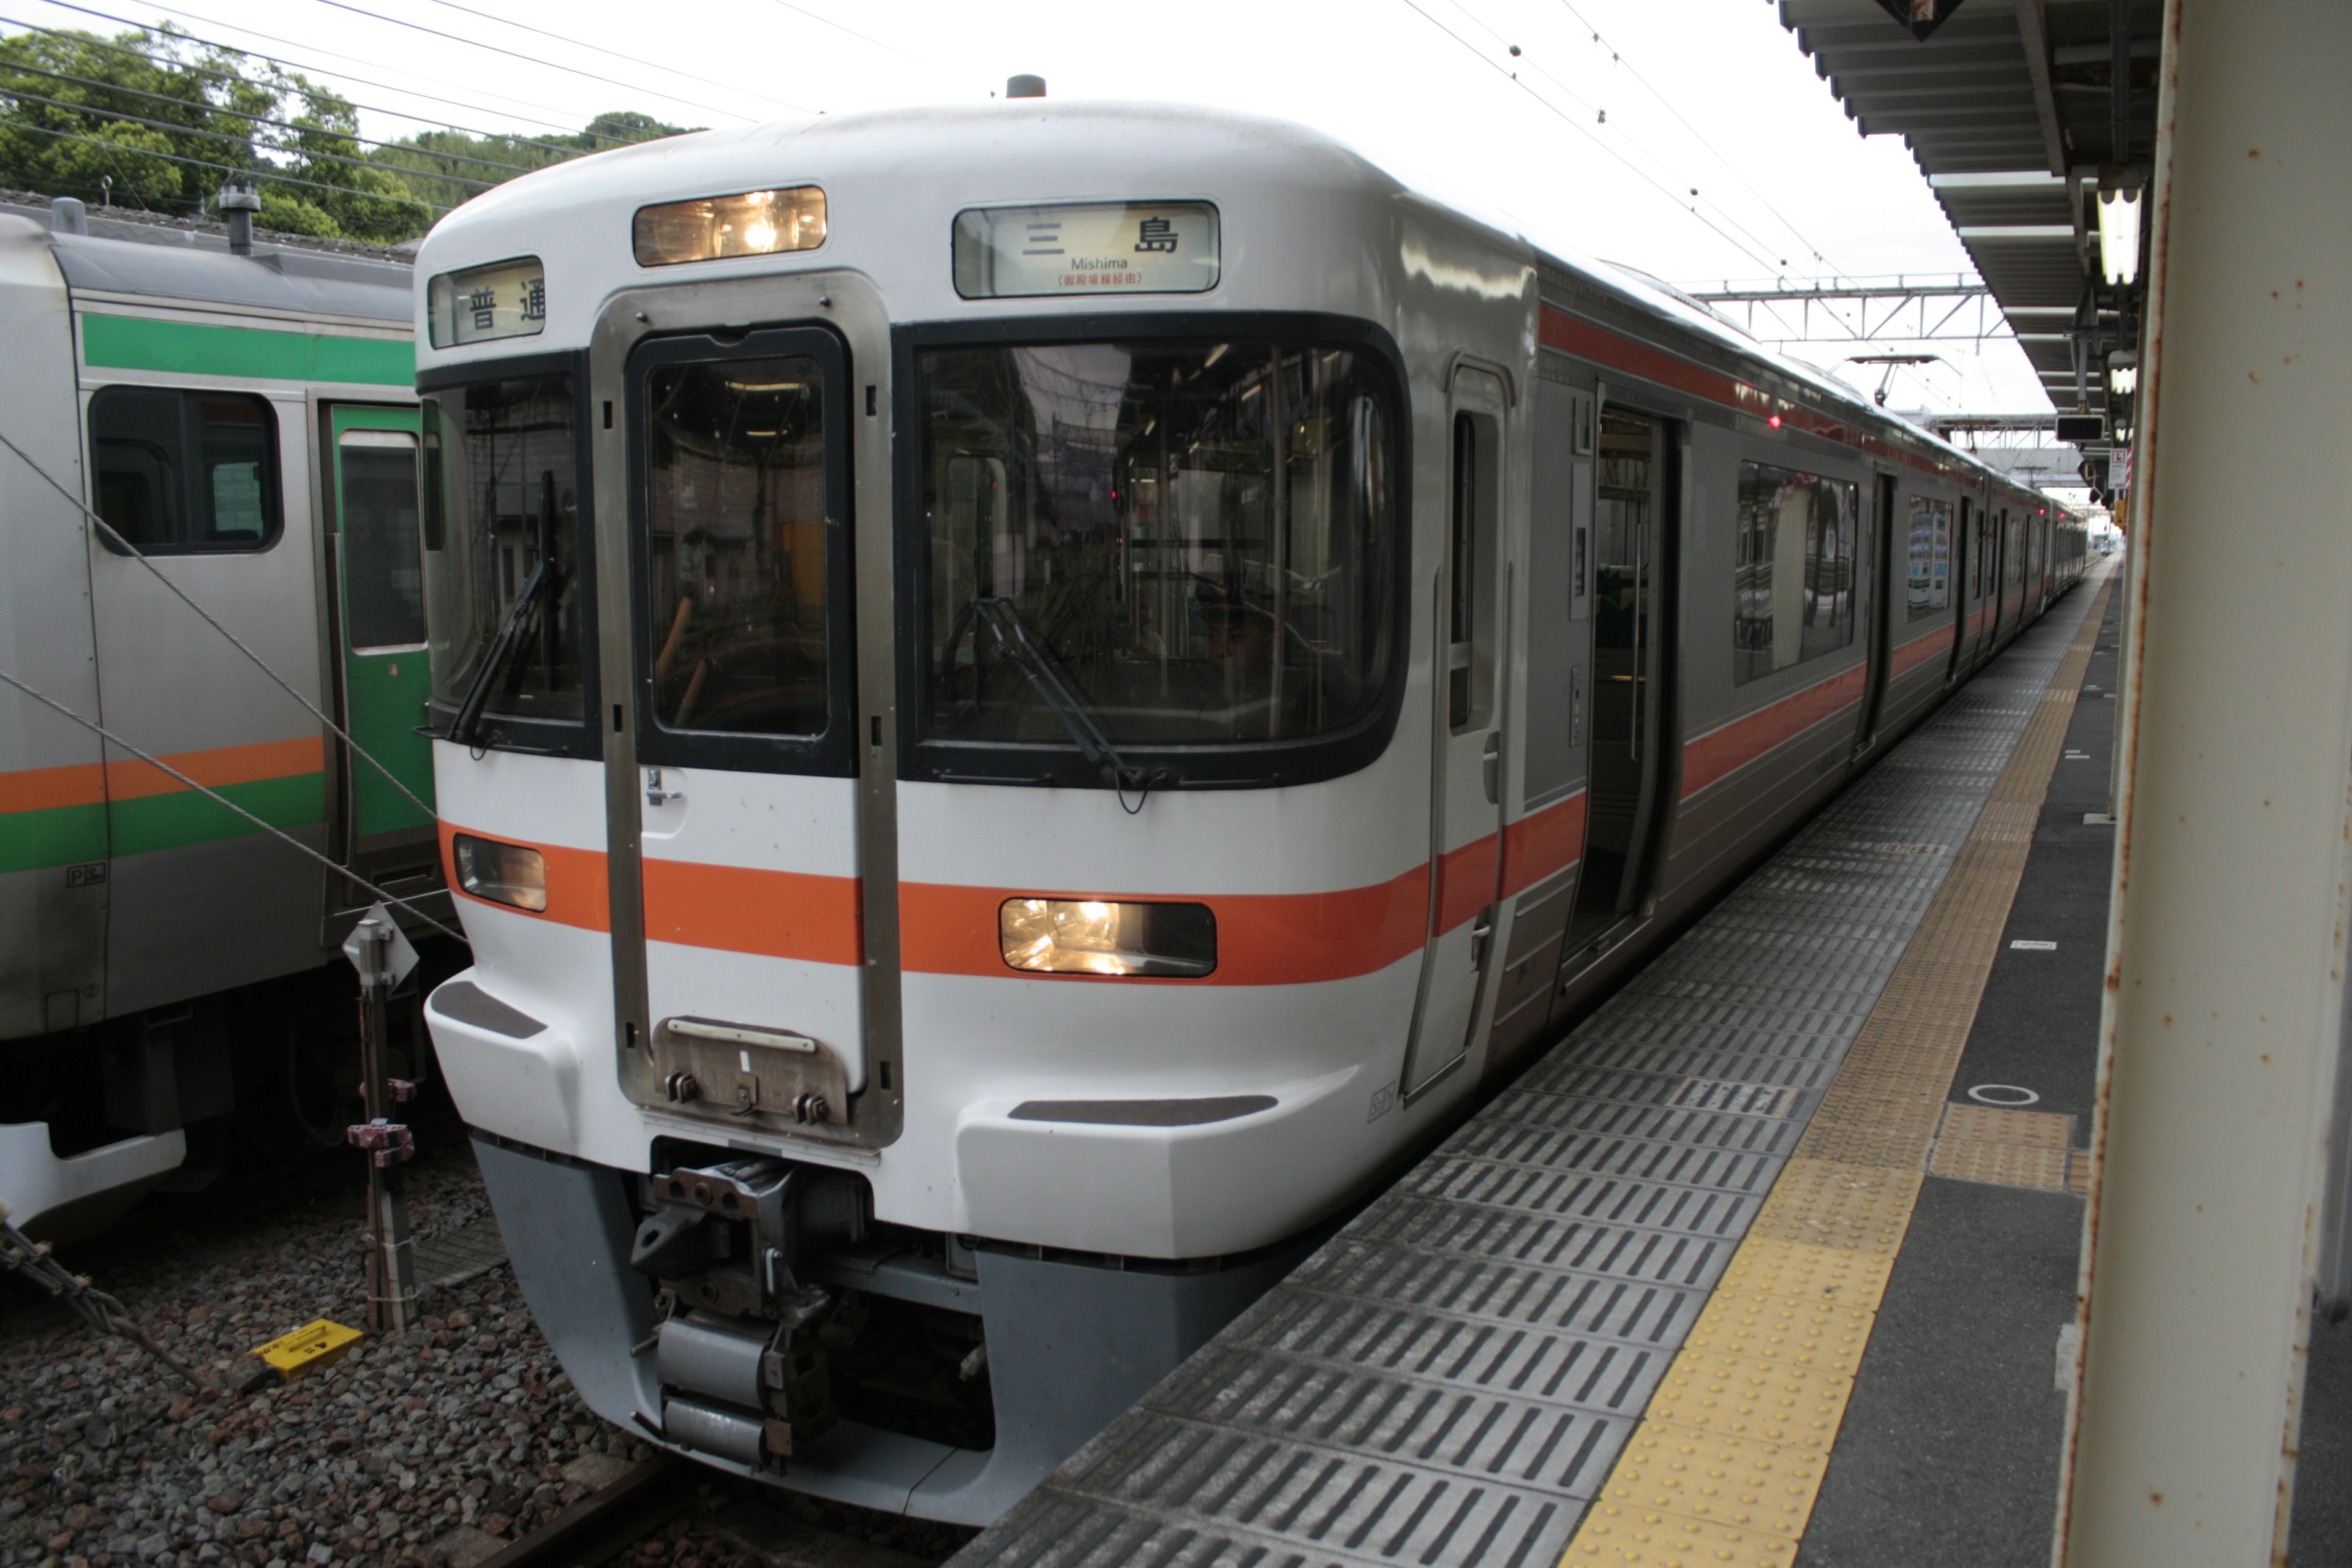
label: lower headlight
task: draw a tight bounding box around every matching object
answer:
[999,898,1216,978]
[453,834,548,912]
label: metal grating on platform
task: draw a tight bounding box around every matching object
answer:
[950,587,2105,1568]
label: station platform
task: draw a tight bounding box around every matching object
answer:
[941,562,2183,1568]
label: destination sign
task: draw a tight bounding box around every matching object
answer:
[953,202,1219,299]
[426,256,546,348]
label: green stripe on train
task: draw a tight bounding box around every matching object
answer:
[0,802,107,875]
[81,315,413,387]
[0,774,327,873]
[109,772,326,857]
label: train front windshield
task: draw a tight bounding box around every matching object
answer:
[916,340,1398,751]
[419,374,588,729]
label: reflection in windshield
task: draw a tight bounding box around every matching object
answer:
[918,341,1396,752]
[421,375,584,725]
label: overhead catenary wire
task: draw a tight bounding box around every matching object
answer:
[1439,0,1809,279]
[2,115,451,209]
[307,0,781,124]
[412,0,820,117]
[0,58,539,178]
[0,666,466,943]
[0,428,439,823]
[1548,0,1849,283]
[1394,0,1788,276]
[766,0,925,65]
[0,11,615,160]
[32,0,650,149]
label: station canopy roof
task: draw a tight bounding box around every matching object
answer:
[1779,0,2163,424]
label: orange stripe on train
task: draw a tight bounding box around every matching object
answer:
[0,734,326,815]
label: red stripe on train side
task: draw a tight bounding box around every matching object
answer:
[1537,307,1972,483]
[1681,665,1868,799]
[1891,626,1954,678]
[1502,791,1586,900]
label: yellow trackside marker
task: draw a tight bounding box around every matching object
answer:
[1559,567,2117,1568]
[251,1319,363,1381]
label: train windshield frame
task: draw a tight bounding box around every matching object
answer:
[895,312,1412,791]
[418,355,600,757]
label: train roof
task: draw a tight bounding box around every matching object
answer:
[414,100,2071,511]
[0,189,413,323]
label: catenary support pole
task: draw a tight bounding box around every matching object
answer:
[2054,1,2352,1563]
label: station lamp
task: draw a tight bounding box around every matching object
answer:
[2108,350,2139,395]
[2098,186,2142,286]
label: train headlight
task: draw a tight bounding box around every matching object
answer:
[633,187,826,267]
[998,898,1216,979]
[453,834,548,913]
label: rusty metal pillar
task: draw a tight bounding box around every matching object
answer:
[2055,1,2352,1562]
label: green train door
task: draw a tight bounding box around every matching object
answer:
[325,404,437,893]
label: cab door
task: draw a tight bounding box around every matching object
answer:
[616,326,867,1135]
[1401,368,1510,1098]
[325,405,437,889]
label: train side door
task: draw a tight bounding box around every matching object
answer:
[1946,497,1973,681]
[614,326,868,1137]
[1564,409,1670,954]
[323,405,437,892]
[1400,368,1510,1098]
[1855,472,1898,752]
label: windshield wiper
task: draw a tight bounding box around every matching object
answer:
[451,470,565,749]
[450,559,546,747]
[973,597,1177,799]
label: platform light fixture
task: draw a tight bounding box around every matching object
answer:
[1000,897,1216,978]
[2097,186,2142,286]
[633,187,826,268]
[2108,350,2139,395]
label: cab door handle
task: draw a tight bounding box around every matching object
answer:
[1482,731,1501,805]
[645,767,683,807]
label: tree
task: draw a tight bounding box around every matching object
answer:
[0,21,692,243]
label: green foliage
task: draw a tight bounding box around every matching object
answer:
[0,21,690,244]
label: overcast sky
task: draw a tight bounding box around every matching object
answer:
[17,0,2061,420]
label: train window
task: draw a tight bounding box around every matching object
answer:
[914,338,1399,756]
[89,386,281,554]
[419,374,586,725]
[1732,461,1856,684]
[338,431,426,650]
[1905,496,1952,621]
[641,356,829,738]
[1449,410,1499,732]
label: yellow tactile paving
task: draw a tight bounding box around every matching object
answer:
[1938,1104,2072,1147]
[1559,568,2117,1568]
[1684,1290,1877,1379]
[1928,1137,2071,1189]
[1564,1500,1799,1566]
[2068,1147,2094,1196]
[1744,1159,1922,1257]
[1589,1419,1828,1539]
[1712,1235,1898,1314]
[1642,1348,1853,1451]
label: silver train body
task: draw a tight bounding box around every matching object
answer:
[410,104,2086,1522]
[0,197,442,1235]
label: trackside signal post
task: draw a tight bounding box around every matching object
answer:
[344,904,420,1333]
[2056,1,2352,1561]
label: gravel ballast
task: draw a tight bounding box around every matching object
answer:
[1,1148,972,1568]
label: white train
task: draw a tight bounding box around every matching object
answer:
[413,100,2084,1521]
[0,195,441,1237]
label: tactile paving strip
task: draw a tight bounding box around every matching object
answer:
[949,569,2116,1568]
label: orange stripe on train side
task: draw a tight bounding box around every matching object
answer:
[1891,627,1953,677]
[1681,665,1868,798]
[898,867,1433,987]
[1501,791,1586,900]
[439,821,612,933]
[0,734,327,814]
[641,856,863,965]
[1539,307,1972,483]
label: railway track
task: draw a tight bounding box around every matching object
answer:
[477,1455,970,1568]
